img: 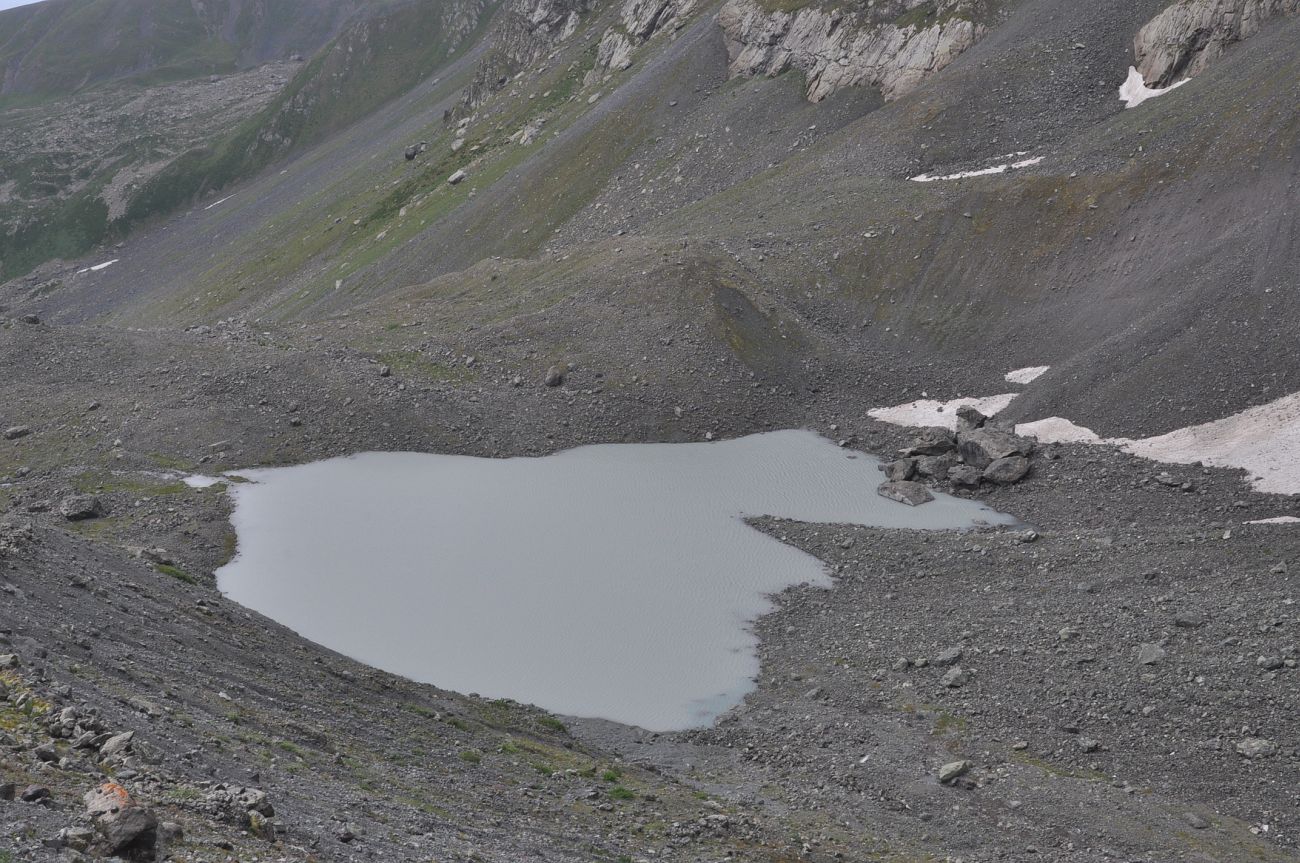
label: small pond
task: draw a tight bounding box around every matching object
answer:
[217,430,1014,730]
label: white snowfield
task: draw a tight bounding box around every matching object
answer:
[1125,391,1300,495]
[871,372,1300,496]
[911,156,1043,183]
[1119,66,1188,108]
[75,259,118,274]
[1246,516,1300,525]
[868,394,1018,430]
[1006,366,1050,385]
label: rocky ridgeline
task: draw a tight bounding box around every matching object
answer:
[718,0,989,102]
[877,405,1033,505]
[0,653,276,861]
[1135,0,1300,87]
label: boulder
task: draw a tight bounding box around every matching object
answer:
[1236,737,1277,759]
[937,760,972,784]
[3,425,30,440]
[20,784,50,802]
[949,464,982,489]
[956,427,1033,469]
[883,459,916,481]
[939,666,968,688]
[955,405,987,434]
[1136,643,1166,665]
[544,365,565,387]
[86,782,133,816]
[915,453,957,480]
[94,805,158,860]
[447,169,468,185]
[60,495,105,521]
[903,427,956,457]
[98,731,134,759]
[983,455,1031,485]
[876,481,933,507]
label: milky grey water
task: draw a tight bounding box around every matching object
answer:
[217,430,1014,730]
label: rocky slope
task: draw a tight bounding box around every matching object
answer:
[3,0,1300,860]
[1135,0,1300,85]
[0,0,496,283]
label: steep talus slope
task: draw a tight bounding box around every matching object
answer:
[1135,0,1300,86]
[7,0,1300,441]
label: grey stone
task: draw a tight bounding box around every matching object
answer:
[3,426,30,440]
[94,805,158,859]
[876,481,933,507]
[1181,811,1210,830]
[949,464,982,488]
[983,455,1031,484]
[1136,643,1166,666]
[957,428,1033,469]
[60,495,105,521]
[883,459,916,481]
[544,366,565,387]
[99,731,134,759]
[939,666,968,688]
[955,405,987,434]
[1235,737,1276,759]
[904,427,957,457]
[915,453,957,480]
[937,760,972,784]
[21,784,50,802]
[933,646,963,667]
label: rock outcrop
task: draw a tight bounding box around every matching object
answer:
[457,0,592,113]
[589,0,699,80]
[1134,0,1300,87]
[717,0,989,102]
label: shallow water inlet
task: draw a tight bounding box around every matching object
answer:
[217,430,1014,730]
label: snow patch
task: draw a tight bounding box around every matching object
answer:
[204,195,235,211]
[1245,516,1300,525]
[183,475,225,489]
[875,383,1300,496]
[869,393,1018,430]
[1006,366,1050,385]
[912,157,1043,183]
[1120,66,1188,108]
[1015,417,1108,445]
[1124,391,1300,495]
[76,259,119,275]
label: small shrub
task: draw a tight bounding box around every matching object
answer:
[458,750,482,765]
[608,786,635,801]
[538,716,567,734]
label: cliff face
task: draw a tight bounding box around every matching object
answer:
[1134,0,1300,86]
[716,0,988,102]
[457,0,591,113]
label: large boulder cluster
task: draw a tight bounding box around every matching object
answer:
[877,406,1036,505]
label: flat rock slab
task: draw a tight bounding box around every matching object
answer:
[877,481,934,507]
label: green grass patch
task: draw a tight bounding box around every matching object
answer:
[538,715,568,734]
[458,749,482,765]
[155,563,197,585]
[608,786,635,801]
